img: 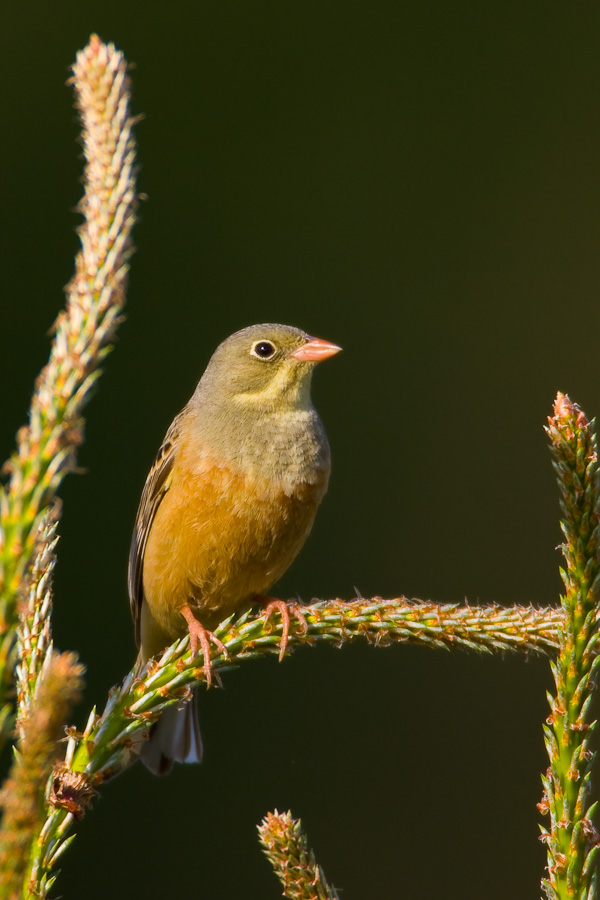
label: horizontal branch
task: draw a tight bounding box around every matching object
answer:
[27,595,564,892]
[75,597,566,778]
[26,597,561,884]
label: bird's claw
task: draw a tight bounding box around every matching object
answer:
[180,604,228,687]
[257,596,308,661]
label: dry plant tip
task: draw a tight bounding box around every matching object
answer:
[49,765,97,819]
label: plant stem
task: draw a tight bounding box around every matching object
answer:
[540,393,600,900]
[258,810,340,900]
[0,33,137,751]
[26,595,562,897]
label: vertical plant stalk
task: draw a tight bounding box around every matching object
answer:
[0,33,138,749]
[0,509,86,900]
[540,393,600,900]
[0,650,84,900]
[15,515,58,738]
[258,810,340,900]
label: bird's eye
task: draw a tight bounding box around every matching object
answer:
[251,340,276,360]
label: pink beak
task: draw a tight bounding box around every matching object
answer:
[291,336,342,362]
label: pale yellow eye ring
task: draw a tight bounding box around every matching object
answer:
[250,340,277,360]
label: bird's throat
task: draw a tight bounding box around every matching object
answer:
[191,401,330,494]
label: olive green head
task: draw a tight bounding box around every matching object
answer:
[195,324,341,411]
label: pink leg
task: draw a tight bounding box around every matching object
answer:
[256,595,309,661]
[180,604,228,688]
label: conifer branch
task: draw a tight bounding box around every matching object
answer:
[0,33,137,749]
[0,652,84,900]
[27,596,562,895]
[0,509,85,900]
[15,515,59,739]
[540,394,600,900]
[75,598,564,783]
[258,810,340,900]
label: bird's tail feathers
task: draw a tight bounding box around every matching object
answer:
[141,697,203,776]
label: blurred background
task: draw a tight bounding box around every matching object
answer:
[2,2,600,897]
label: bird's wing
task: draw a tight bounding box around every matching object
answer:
[128,411,185,646]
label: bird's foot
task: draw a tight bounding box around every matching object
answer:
[180,604,228,688]
[256,596,308,661]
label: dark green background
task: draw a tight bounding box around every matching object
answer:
[2,2,600,897]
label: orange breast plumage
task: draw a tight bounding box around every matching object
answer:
[140,428,329,654]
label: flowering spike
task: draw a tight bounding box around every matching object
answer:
[0,28,138,753]
[258,810,340,900]
[541,394,600,899]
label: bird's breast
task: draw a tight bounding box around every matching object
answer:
[141,423,329,637]
[227,408,331,496]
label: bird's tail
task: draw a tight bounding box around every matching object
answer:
[140,694,203,776]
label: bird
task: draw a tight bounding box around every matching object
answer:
[128,323,341,774]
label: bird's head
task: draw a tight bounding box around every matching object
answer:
[197,323,341,412]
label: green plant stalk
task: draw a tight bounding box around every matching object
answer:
[0,507,85,900]
[0,34,137,752]
[0,651,84,900]
[26,596,562,896]
[540,394,600,900]
[15,516,58,734]
[258,810,340,900]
